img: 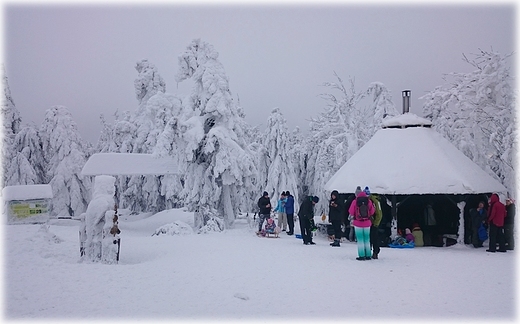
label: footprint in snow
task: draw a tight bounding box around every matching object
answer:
[233,293,249,301]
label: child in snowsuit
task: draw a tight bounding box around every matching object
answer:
[405,228,415,243]
[260,218,280,237]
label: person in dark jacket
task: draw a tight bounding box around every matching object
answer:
[486,193,507,253]
[328,190,342,247]
[504,198,515,250]
[298,196,319,245]
[257,191,272,234]
[345,187,361,242]
[469,201,487,248]
[365,187,382,259]
[285,191,295,235]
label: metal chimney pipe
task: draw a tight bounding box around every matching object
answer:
[402,90,411,114]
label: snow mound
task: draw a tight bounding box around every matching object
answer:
[27,224,63,244]
[151,221,194,236]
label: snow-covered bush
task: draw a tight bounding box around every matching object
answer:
[194,205,224,234]
[197,217,225,234]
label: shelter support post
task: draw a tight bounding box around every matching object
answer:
[391,195,397,238]
[457,201,466,244]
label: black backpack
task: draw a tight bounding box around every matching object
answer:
[355,196,370,221]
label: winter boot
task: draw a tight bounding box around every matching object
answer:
[372,253,378,259]
[330,239,340,247]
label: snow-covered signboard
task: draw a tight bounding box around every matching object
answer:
[2,184,53,224]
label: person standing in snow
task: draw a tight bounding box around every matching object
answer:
[348,189,375,260]
[469,201,487,248]
[365,187,382,259]
[504,198,515,250]
[423,202,437,246]
[486,193,507,253]
[298,196,319,245]
[285,191,295,235]
[257,191,272,234]
[328,190,342,247]
[274,191,288,232]
[346,186,362,242]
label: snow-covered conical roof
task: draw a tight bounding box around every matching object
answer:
[381,112,432,128]
[324,113,507,195]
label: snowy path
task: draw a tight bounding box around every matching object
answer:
[3,210,516,321]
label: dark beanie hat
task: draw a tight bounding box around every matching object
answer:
[285,190,291,196]
[263,191,269,197]
[312,196,320,203]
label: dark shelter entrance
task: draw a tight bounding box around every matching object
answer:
[387,193,491,247]
[327,192,492,247]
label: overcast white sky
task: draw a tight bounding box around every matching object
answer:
[3,1,516,144]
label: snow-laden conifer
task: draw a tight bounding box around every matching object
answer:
[40,106,91,216]
[174,39,257,228]
[134,59,166,108]
[5,124,45,185]
[123,60,183,213]
[1,69,21,187]
[262,108,299,207]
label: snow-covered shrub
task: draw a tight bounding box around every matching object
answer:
[151,221,194,236]
[197,217,224,234]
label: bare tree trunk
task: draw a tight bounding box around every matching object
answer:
[222,184,234,229]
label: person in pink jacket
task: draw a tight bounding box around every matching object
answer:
[348,189,376,260]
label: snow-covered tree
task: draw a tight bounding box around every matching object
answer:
[366,81,399,132]
[40,106,91,216]
[1,69,21,187]
[305,74,364,212]
[121,60,183,213]
[422,49,516,196]
[288,126,307,206]
[173,39,257,228]
[305,74,397,213]
[262,108,299,207]
[134,59,166,109]
[5,124,45,185]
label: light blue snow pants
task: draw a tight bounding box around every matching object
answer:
[354,226,372,258]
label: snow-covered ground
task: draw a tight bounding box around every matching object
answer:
[3,208,516,321]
